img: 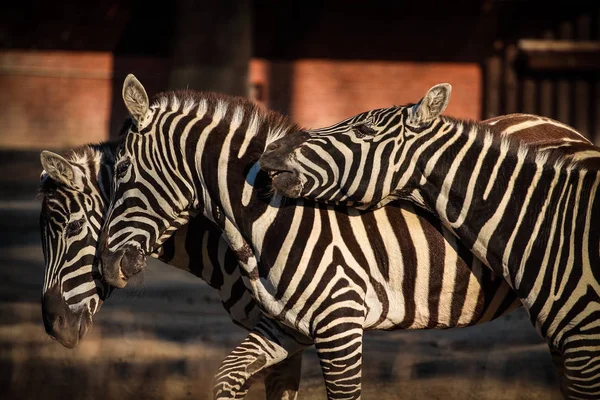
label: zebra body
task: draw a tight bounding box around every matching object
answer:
[97,75,583,399]
[260,84,600,399]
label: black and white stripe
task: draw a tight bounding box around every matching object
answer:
[261,83,600,399]
[40,144,116,349]
[95,75,546,399]
[38,142,303,399]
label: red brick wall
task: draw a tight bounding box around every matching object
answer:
[0,51,113,149]
[0,52,481,149]
[251,59,481,129]
[0,51,169,150]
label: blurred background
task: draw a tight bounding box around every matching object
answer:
[0,0,599,399]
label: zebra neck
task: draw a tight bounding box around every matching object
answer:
[179,105,289,235]
[190,141,284,258]
[179,108,302,317]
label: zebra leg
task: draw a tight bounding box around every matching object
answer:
[559,338,600,399]
[313,317,364,399]
[213,316,309,400]
[264,350,303,400]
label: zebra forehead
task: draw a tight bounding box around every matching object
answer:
[311,105,405,133]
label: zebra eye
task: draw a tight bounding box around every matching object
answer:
[353,124,377,138]
[115,160,131,180]
[65,219,84,237]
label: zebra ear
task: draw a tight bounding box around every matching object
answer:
[40,151,76,188]
[411,83,452,125]
[122,74,149,125]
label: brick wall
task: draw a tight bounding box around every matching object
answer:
[251,59,482,129]
[0,52,481,149]
[0,51,168,150]
[0,51,112,150]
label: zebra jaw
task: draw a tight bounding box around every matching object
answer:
[260,130,311,198]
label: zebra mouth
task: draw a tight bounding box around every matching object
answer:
[100,246,147,289]
[268,170,287,179]
[77,307,93,343]
[268,170,302,198]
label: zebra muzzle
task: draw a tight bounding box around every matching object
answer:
[100,246,147,289]
[259,158,302,198]
[42,285,93,349]
[269,170,303,198]
[260,134,309,199]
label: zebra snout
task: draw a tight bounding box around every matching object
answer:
[121,246,147,278]
[100,246,146,289]
[262,131,311,162]
[41,285,92,349]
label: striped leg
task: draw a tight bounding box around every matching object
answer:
[264,350,303,400]
[561,338,600,400]
[313,307,365,400]
[213,317,308,400]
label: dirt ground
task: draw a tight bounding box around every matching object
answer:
[0,151,563,400]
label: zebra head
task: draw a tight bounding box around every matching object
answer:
[260,83,452,207]
[98,75,195,288]
[39,147,113,348]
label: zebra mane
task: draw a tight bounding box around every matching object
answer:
[148,90,300,144]
[439,115,598,173]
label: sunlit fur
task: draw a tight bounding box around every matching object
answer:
[100,86,532,400]
[276,105,600,399]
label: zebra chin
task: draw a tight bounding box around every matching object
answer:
[100,246,147,289]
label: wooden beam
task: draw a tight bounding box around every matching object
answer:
[517,39,600,70]
[485,55,501,118]
[504,45,518,114]
[168,0,251,96]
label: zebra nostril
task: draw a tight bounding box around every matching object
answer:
[56,315,65,328]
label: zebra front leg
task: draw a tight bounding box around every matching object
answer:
[264,350,303,400]
[559,339,600,400]
[213,316,309,400]
[313,311,365,400]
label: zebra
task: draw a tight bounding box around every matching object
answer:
[38,142,303,399]
[259,83,600,399]
[96,74,586,399]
